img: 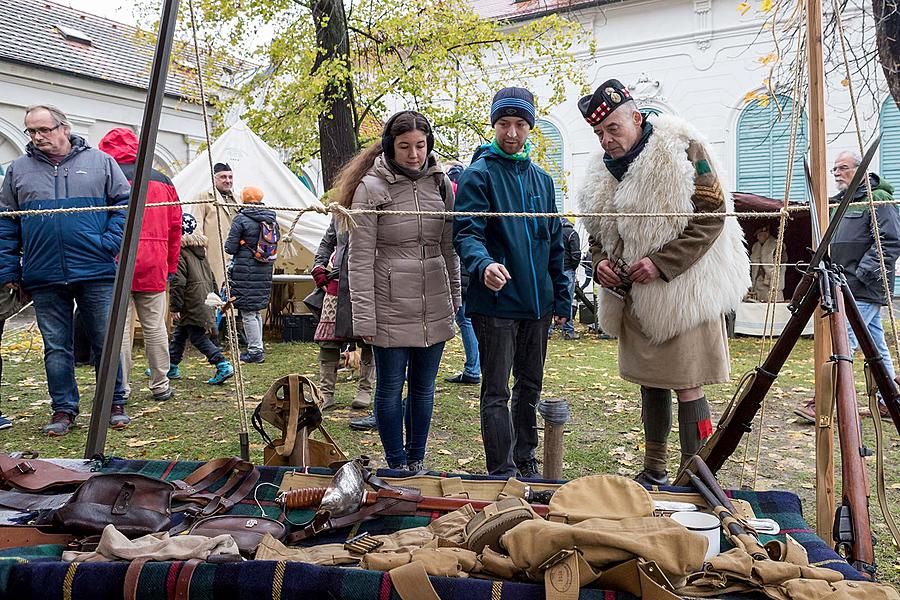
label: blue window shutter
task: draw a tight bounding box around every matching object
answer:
[879,97,900,296]
[535,119,565,212]
[736,95,808,201]
[880,98,900,188]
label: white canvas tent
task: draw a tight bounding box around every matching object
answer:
[172,120,329,272]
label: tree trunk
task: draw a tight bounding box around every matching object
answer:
[312,0,358,190]
[875,0,900,110]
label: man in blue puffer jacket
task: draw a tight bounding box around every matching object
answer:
[454,87,571,477]
[0,105,131,436]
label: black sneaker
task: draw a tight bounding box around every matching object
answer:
[444,373,480,385]
[349,413,377,431]
[517,458,541,479]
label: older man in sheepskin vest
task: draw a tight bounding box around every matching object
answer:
[576,79,751,486]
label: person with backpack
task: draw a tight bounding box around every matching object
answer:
[169,214,235,384]
[224,186,280,363]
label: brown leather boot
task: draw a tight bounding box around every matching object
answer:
[352,357,374,409]
[319,360,339,410]
[793,398,816,424]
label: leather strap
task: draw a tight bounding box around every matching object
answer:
[171,458,240,501]
[175,558,202,600]
[0,454,92,493]
[275,375,302,457]
[865,366,900,549]
[389,561,441,600]
[122,557,150,600]
[0,526,74,550]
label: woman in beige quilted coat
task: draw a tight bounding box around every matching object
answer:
[334,111,461,471]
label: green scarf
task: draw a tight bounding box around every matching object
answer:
[487,138,532,161]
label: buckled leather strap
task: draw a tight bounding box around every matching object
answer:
[123,557,150,600]
[171,458,240,500]
[284,496,405,544]
[175,558,202,600]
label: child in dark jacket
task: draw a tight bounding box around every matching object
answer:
[170,214,234,385]
[224,186,278,363]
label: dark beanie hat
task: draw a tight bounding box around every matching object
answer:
[213,162,232,174]
[578,79,633,126]
[490,87,536,128]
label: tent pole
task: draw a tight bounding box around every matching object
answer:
[84,0,181,459]
[806,0,835,541]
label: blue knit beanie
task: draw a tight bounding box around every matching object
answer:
[490,87,535,128]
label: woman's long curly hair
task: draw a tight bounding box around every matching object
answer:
[330,111,432,213]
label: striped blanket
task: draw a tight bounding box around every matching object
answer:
[0,458,863,599]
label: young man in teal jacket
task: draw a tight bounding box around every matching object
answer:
[454,87,571,477]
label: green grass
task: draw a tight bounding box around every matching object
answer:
[1,325,899,585]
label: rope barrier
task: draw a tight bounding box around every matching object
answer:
[6,197,900,220]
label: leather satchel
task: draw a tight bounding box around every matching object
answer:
[188,514,285,556]
[0,453,93,493]
[53,474,175,537]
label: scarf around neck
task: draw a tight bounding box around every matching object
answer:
[603,120,654,182]
[487,138,532,161]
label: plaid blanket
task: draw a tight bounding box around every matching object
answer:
[0,458,864,599]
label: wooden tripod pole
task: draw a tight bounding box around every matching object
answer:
[806,0,836,541]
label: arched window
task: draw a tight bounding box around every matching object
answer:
[736,95,808,201]
[880,97,900,187]
[534,119,565,212]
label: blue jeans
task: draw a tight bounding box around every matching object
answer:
[548,270,576,335]
[455,301,480,378]
[31,281,126,416]
[373,343,445,468]
[847,300,896,380]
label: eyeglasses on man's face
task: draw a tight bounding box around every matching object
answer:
[23,123,62,137]
[831,164,854,174]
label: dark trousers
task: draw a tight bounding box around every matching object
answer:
[170,324,226,366]
[472,314,551,476]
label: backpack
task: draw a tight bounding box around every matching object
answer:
[253,221,280,264]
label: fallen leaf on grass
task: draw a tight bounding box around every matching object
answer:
[127,438,165,448]
[437,449,452,455]
[458,457,474,466]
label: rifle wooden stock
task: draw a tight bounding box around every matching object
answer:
[829,288,876,578]
[676,277,820,485]
[281,487,551,517]
[841,283,900,435]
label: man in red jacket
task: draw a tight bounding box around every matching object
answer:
[99,128,182,405]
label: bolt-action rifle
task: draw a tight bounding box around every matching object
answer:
[676,136,895,578]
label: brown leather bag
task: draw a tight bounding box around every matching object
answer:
[0,453,93,493]
[53,474,175,537]
[188,514,286,556]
